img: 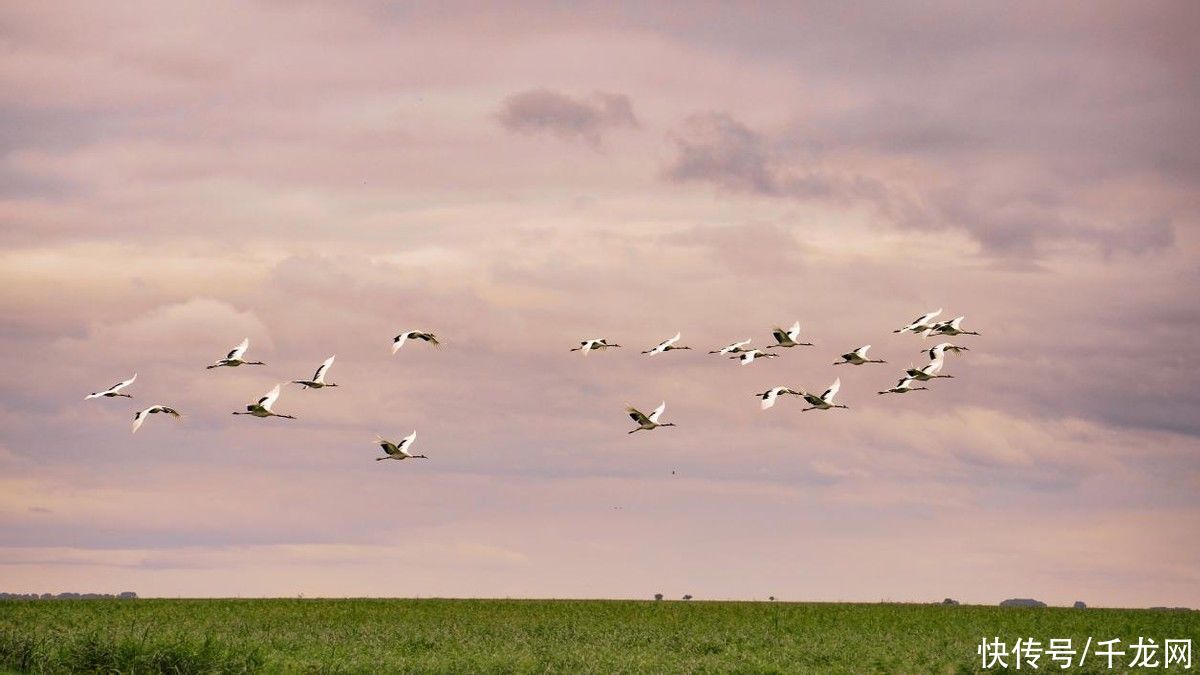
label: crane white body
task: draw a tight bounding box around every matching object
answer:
[710,338,752,355]
[376,431,427,460]
[768,321,812,348]
[834,345,885,366]
[906,355,954,381]
[86,373,137,399]
[642,332,691,355]
[232,384,295,419]
[800,378,848,411]
[392,331,439,353]
[878,377,929,395]
[131,405,180,433]
[921,342,968,360]
[207,338,265,369]
[894,309,943,334]
[627,401,675,433]
[571,338,620,354]
[922,316,980,337]
[756,386,801,410]
[292,355,338,389]
[731,349,778,365]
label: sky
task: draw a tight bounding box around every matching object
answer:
[2,1,1199,607]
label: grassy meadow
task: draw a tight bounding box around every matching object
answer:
[1,598,1197,673]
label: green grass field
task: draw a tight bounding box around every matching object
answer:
[1,599,1197,673]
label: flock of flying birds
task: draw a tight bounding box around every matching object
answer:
[575,308,980,433]
[84,330,441,461]
[84,311,979,457]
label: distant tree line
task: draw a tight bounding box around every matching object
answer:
[0,591,137,600]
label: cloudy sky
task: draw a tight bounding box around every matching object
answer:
[2,2,1198,606]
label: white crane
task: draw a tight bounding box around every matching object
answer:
[920,342,969,360]
[709,338,752,355]
[755,386,802,410]
[642,332,691,355]
[833,345,886,366]
[571,338,621,354]
[878,377,928,395]
[800,378,848,411]
[232,384,295,419]
[131,405,180,433]
[292,355,338,389]
[375,431,427,461]
[768,321,812,348]
[391,330,439,353]
[905,356,954,381]
[85,373,137,400]
[626,401,675,433]
[206,338,265,369]
[731,349,778,365]
[894,308,942,334]
[922,316,980,337]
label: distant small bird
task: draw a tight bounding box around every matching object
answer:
[291,355,338,389]
[375,431,427,461]
[878,377,928,395]
[391,330,439,353]
[922,316,980,337]
[768,321,812,348]
[800,378,848,411]
[232,384,295,419]
[571,338,621,354]
[709,338,752,355]
[833,345,886,366]
[731,349,779,365]
[206,338,265,369]
[642,332,691,355]
[894,308,943,334]
[85,373,137,400]
[131,405,180,433]
[626,401,675,433]
[755,386,801,410]
[921,342,969,360]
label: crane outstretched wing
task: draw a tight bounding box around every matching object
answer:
[227,338,249,360]
[113,373,137,391]
[375,435,399,455]
[761,389,780,410]
[821,378,841,403]
[258,384,282,409]
[648,401,666,423]
[397,431,417,453]
[726,338,751,353]
[131,408,149,433]
[313,355,335,381]
[626,408,650,425]
[392,333,411,353]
